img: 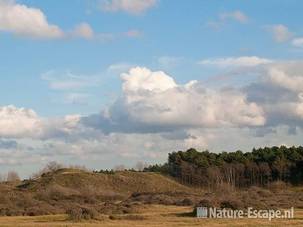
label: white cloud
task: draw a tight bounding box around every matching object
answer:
[292,37,303,48]
[107,63,133,75]
[157,56,183,68]
[0,105,42,138]
[100,0,157,14]
[115,67,266,128]
[199,56,273,67]
[268,24,293,43]
[69,23,115,41]
[41,70,100,90]
[2,62,303,177]
[121,67,177,95]
[124,29,143,38]
[63,93,91,105]
[3,62,303,173]
[219,10,248,23]
[0,0,64,39]
[0,1,145,41]
[266,64,303,121]
[0,1,118,41]
[267,66,303,93]
[0,105,84,139]
[183,130,208,150]
[245,61,303,127]
[207,10,248,30]
[71,22,94,40]
[0,139,17,149]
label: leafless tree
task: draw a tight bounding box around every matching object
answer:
[31,161,64,179]
[45,161,63,172]
[7,171,20,182]
[0,173,5,182]
[114,164,126,171]
[135,161,148,171]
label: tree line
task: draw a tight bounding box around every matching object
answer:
[144,146,303,188]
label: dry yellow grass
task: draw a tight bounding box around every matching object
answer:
[0,205,302,227]
[23,169,195,195]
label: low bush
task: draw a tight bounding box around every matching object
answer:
[220,199,243,209]
[109,214,145,220]
[66,207,98,221]
[268,181,288,192]
[175,198,193,206]
[197,199,213,208]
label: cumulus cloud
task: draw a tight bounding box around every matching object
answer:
[245,61,303,128]
[82,63,303,138]
[157,56,183,69]
[82,67,265,135]
[207,10,248,30]
[121,67,177,94]
[0,0,64,39]
[292,37,303,48]
[0,1,146,41]
[121,68,265,127]
[0,1,117,41]
[63,93,91,105]
[71,22,95,39]
[183,132,208,150]
[219,10,248,23]
[100,0,157,14]
[266,66,303,93]
[41,70,100,90]
[0,139,18,149]
[199,56,273,67]
[267,24,293,43]
[69,23,117,41]
[0,105,83,139]
[107,63,134,74]
[5,64,303,138]
[0,105,42,138]
[2,62,303,172]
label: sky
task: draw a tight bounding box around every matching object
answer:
[1,0,303,177]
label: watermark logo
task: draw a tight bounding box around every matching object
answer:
[196,207,208,218]
[196,207,294,220]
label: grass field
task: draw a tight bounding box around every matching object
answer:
[0,205,302,227]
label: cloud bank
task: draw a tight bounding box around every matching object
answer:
[100,0,157,15]
[0,0,136,41]
[0,0,63,39]
[1,60,303,174]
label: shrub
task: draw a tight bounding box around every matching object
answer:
[175,198,193,206]
[82,207,98,220]
[268,181,287,192]
[39,184,78,201]
[67,207,98,221]
[25,207,46,216]
[109,214,145,220]
[67,207,82,221]
[197,199,213,208]
[220,199,242,209]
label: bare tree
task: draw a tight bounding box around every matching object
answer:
[114,164,126,171]
[135,161,148,171]
[68,164,88,171]
[31,161,64,179]
[45,161,63,172]
[0,173,5,182]
[7,171,20,182]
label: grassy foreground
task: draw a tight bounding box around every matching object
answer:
[0,205,302,227]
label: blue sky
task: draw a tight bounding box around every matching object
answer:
[1,0,302,116]
[1,0,303,177]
